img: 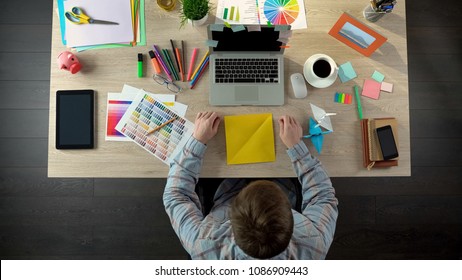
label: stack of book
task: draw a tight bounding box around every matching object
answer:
[360,118,399,169]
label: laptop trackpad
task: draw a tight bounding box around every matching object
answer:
[235,86,259,102]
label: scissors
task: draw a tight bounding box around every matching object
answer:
[65,7,119,25]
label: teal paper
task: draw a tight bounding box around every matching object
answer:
[210,24,225,31]
[371,70,385,82]
[205,40,219,47]
[338,62,357,83]
[231,25,246,32]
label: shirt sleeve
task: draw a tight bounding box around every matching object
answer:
[163,136,206,253]
[286,141,339,248]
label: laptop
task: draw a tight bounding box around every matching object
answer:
[208,24,290,106]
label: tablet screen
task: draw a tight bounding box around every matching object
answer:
[56,90,94,149]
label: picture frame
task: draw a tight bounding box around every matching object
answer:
[328,13,387,57]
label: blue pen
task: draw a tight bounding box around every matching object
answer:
[190,56,209,88]
[190,56,209,84]
[153,45,173,81]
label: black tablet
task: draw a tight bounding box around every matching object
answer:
[56,90,95,149]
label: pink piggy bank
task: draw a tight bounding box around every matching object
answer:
[57,51,82,74]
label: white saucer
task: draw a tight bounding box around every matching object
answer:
[303,54,338,88]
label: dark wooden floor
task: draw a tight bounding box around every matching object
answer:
[1,0,461,259]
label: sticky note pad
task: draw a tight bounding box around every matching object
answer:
[338,62,357,83]
[231,25,246,32]
[381,82,394,92]
[247,25,261,32]
[334,92,352,104]
[224,113,275,165]
[205,40,219,47]
[362,79,381,99]
[371,70,385,82]
[210,25,225,31]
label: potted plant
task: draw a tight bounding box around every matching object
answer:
[179,0,210,27]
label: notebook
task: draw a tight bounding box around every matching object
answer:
[368,118,399,161]
[207,24,290,106]
[360,119,398,169]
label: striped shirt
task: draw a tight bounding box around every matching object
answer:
[164,137,338,259]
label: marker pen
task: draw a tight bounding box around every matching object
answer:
[137,53,143,78]
[148,50,162,74]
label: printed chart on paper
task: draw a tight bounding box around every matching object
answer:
[216,0,307,29]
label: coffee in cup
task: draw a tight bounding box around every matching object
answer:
[312,59,332,78]
[303,54,338,88]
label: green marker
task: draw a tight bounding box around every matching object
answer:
[137,53,143,78]
[354,85,363,119]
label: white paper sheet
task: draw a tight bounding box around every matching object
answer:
[64,0,134,47]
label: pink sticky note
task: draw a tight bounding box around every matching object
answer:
[381,82,394,93]
[362,79,381,99]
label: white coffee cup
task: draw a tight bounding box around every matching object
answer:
[303,54,338,88]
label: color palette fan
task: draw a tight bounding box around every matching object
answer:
[263,0,300,25]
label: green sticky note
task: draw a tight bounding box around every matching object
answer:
[210,24,225,31]
[231,25,246,32]
[205,40,219,47]
[371,70,385,82]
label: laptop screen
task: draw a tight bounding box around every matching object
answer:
[210,25,287,52]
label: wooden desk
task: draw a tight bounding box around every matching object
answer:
[48,0,410,177]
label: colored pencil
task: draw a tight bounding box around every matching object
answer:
[191,55,209,81]
[190,57,209,89]
[187,48,198,81]
[170,40,181,74]
[191,50,209,79]
[153,45,173,81]
[181,40,185,81]
[175,47,184,82]
[146,116,178,135]
[162,49,179,80]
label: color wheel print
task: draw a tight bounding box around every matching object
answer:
[263,0,300,25]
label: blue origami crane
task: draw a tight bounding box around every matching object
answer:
[303,117,332,154]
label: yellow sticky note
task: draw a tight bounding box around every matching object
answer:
[224,113,275,165]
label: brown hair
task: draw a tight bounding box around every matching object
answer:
[230,180,294,259]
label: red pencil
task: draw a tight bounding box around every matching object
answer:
[190,60,209,89]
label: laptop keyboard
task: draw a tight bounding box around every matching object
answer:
[214,58,279,83]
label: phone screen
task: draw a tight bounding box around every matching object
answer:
[376,125,398,160]
[56,90,94,149]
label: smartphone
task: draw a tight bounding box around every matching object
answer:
[376,125,398,160]
[56,90,94,149]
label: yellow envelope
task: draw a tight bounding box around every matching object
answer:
[224,113,275,165]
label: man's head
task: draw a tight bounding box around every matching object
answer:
[230,180,294,259]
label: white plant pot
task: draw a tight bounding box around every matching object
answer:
[188,13,208,26]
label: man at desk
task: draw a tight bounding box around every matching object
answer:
[163,112,338,259]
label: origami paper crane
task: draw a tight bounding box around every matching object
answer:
[303,117,332,154]
[310,103,336,132]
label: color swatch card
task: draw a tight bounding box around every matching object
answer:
[115,92,194,164]
[105,85,177,141]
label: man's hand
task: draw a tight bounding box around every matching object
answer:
[193,111,221,144]
[278,115,303,149]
